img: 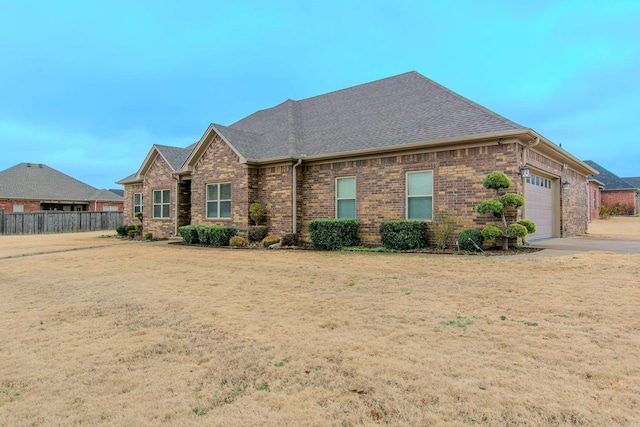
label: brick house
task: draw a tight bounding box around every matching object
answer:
[584,161,640,216]
[118,72,596,243]
[0,163,124,212]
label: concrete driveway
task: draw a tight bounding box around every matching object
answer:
[527,236,640,257]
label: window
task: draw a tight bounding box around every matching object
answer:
[206,183,231,219]
[102,206,118,212]
[336,177,356,219]
[406,171,433,220]
[13,204,24,212]
[133,193,143,214]
[153,189,170,218]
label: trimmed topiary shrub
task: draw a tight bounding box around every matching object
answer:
[229,236,249,247]
[249,203,266,225]
[379,220,428,251]
[517,220,536,234]
[179,225,200,244]
[262,235,281,248]
[248,225,269,242]
[144,232,153,241]
[308,219,359,250]
[196,225,211,245]
[117,225,137,236]
[457,229,484,252]
[481,225,503,241]
[507,223,528,238]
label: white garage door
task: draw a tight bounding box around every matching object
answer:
[525,174,554,240]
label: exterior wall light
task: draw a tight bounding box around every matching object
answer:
[562,181,571,191]
[519,165,530,178]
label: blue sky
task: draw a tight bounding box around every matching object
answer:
[1,0,638,189]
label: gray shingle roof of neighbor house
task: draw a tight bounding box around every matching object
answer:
[583,160,638,190]
[621,176,640,189]
[119,71,595,182]
[0,163,124,202]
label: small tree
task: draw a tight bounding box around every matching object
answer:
[475,172,533,250]
[249,203,266,226]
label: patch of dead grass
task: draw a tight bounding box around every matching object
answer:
[0,231,639,426]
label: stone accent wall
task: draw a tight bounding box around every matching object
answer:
[190,135,250,235]
[144,156,176,238]
[297,144,520,245]
[0,200,41,212]
[123,183,143,225]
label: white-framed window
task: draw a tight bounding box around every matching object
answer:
[153,189,170,218]
[336,176,356,219]
[13,204,24,212]
[102,206,118,212]
[206,183,231,219]
[406,171,433,220]
[133,193,143,214]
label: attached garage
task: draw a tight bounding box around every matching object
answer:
[525,173,555,240]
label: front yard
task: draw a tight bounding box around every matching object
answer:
[0,220,639,426]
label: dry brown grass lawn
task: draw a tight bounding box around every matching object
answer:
[1,220,639,426]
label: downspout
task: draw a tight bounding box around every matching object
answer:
[521,137,540,214]
[292,157,303,234]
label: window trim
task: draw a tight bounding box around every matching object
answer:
[133,193,143,215]
[335,176,356,219]
[152,189,171,219]
[405,170,434,221]
[206,182,232,219]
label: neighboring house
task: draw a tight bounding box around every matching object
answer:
[587,177,604,222]
[0,163,124,212]
[118,71,596,243]
[584,161,639,216]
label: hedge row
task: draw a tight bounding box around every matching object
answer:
[308,219,360,250]
[379,221,429,251]
[179,225,237,246]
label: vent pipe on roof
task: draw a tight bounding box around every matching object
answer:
[26,163,31,167]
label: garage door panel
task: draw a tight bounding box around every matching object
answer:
[525,174,554,240]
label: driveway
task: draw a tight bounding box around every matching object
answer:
[527,236,640,257]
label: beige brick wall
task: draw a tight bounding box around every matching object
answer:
[144,155,176,238]
[190,135,250,235]
[123,183,143,225]
[296,144,521,245]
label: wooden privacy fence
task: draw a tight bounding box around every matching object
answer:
[0,210,124,235]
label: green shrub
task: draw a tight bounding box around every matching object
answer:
[518,220,536,234]
[507,223,528,238]
[500,193,525,208]
[116,225,127,236]
[144,232,153,241]
[608,203,634,216]
[379,220,428,251]
[599,205,611,219]
[179,225,200,244]
[248,225,269,242]
[481,225,503,241]
[262,235,281,247]
[249,203,266,225]
[196,225,211,245]
[308,219,359,250]
[229,236,249,247]
[127,229,138,238]
[483,171,512,190]
[476,199,504,216]
[205,226,238,246]
[457,229,484,252]
[281,233,298,247]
